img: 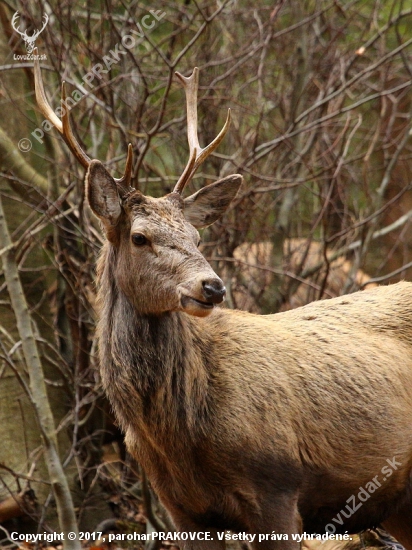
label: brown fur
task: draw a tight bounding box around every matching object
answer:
[303,534,380,550]
[85,160,412,550]
[303,533,374,550]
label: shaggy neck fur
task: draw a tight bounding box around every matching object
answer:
[96,242,217,442]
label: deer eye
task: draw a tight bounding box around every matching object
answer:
[131,233,147,246]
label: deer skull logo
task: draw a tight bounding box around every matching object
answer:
[12,12,49,54]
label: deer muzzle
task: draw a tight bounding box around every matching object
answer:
[178,276,226,317]
[202,279,226,304]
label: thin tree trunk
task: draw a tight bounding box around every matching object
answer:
[0,195,80,550]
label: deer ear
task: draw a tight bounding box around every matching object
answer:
[86,160,122,225]
[183,174,242,229]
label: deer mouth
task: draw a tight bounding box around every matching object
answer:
[180,295,214,316]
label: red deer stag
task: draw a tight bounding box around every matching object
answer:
[33,57,412,549]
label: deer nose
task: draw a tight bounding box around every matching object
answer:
[202,279,226,304]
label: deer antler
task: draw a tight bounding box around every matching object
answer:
[173,68,231,195]
[33,48,133,188]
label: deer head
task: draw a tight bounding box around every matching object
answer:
[12,12,48,54]
[33,55,242,317]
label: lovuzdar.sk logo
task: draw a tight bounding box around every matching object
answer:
[12,11,48,59]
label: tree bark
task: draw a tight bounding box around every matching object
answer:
[0,194,80,550]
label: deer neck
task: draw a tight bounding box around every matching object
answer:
[96,244,217,437]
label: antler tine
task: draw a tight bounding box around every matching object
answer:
[33,48,63,133]
[61,81,92,169]
[63,83,134,183]
[116,143,134,188]
[34,48,90,168]
[173,68,231,195]
[34,48,134,186]
[192,108,231,174]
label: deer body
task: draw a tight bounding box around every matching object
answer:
[98,225,412,547]
[33,60,412,549]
